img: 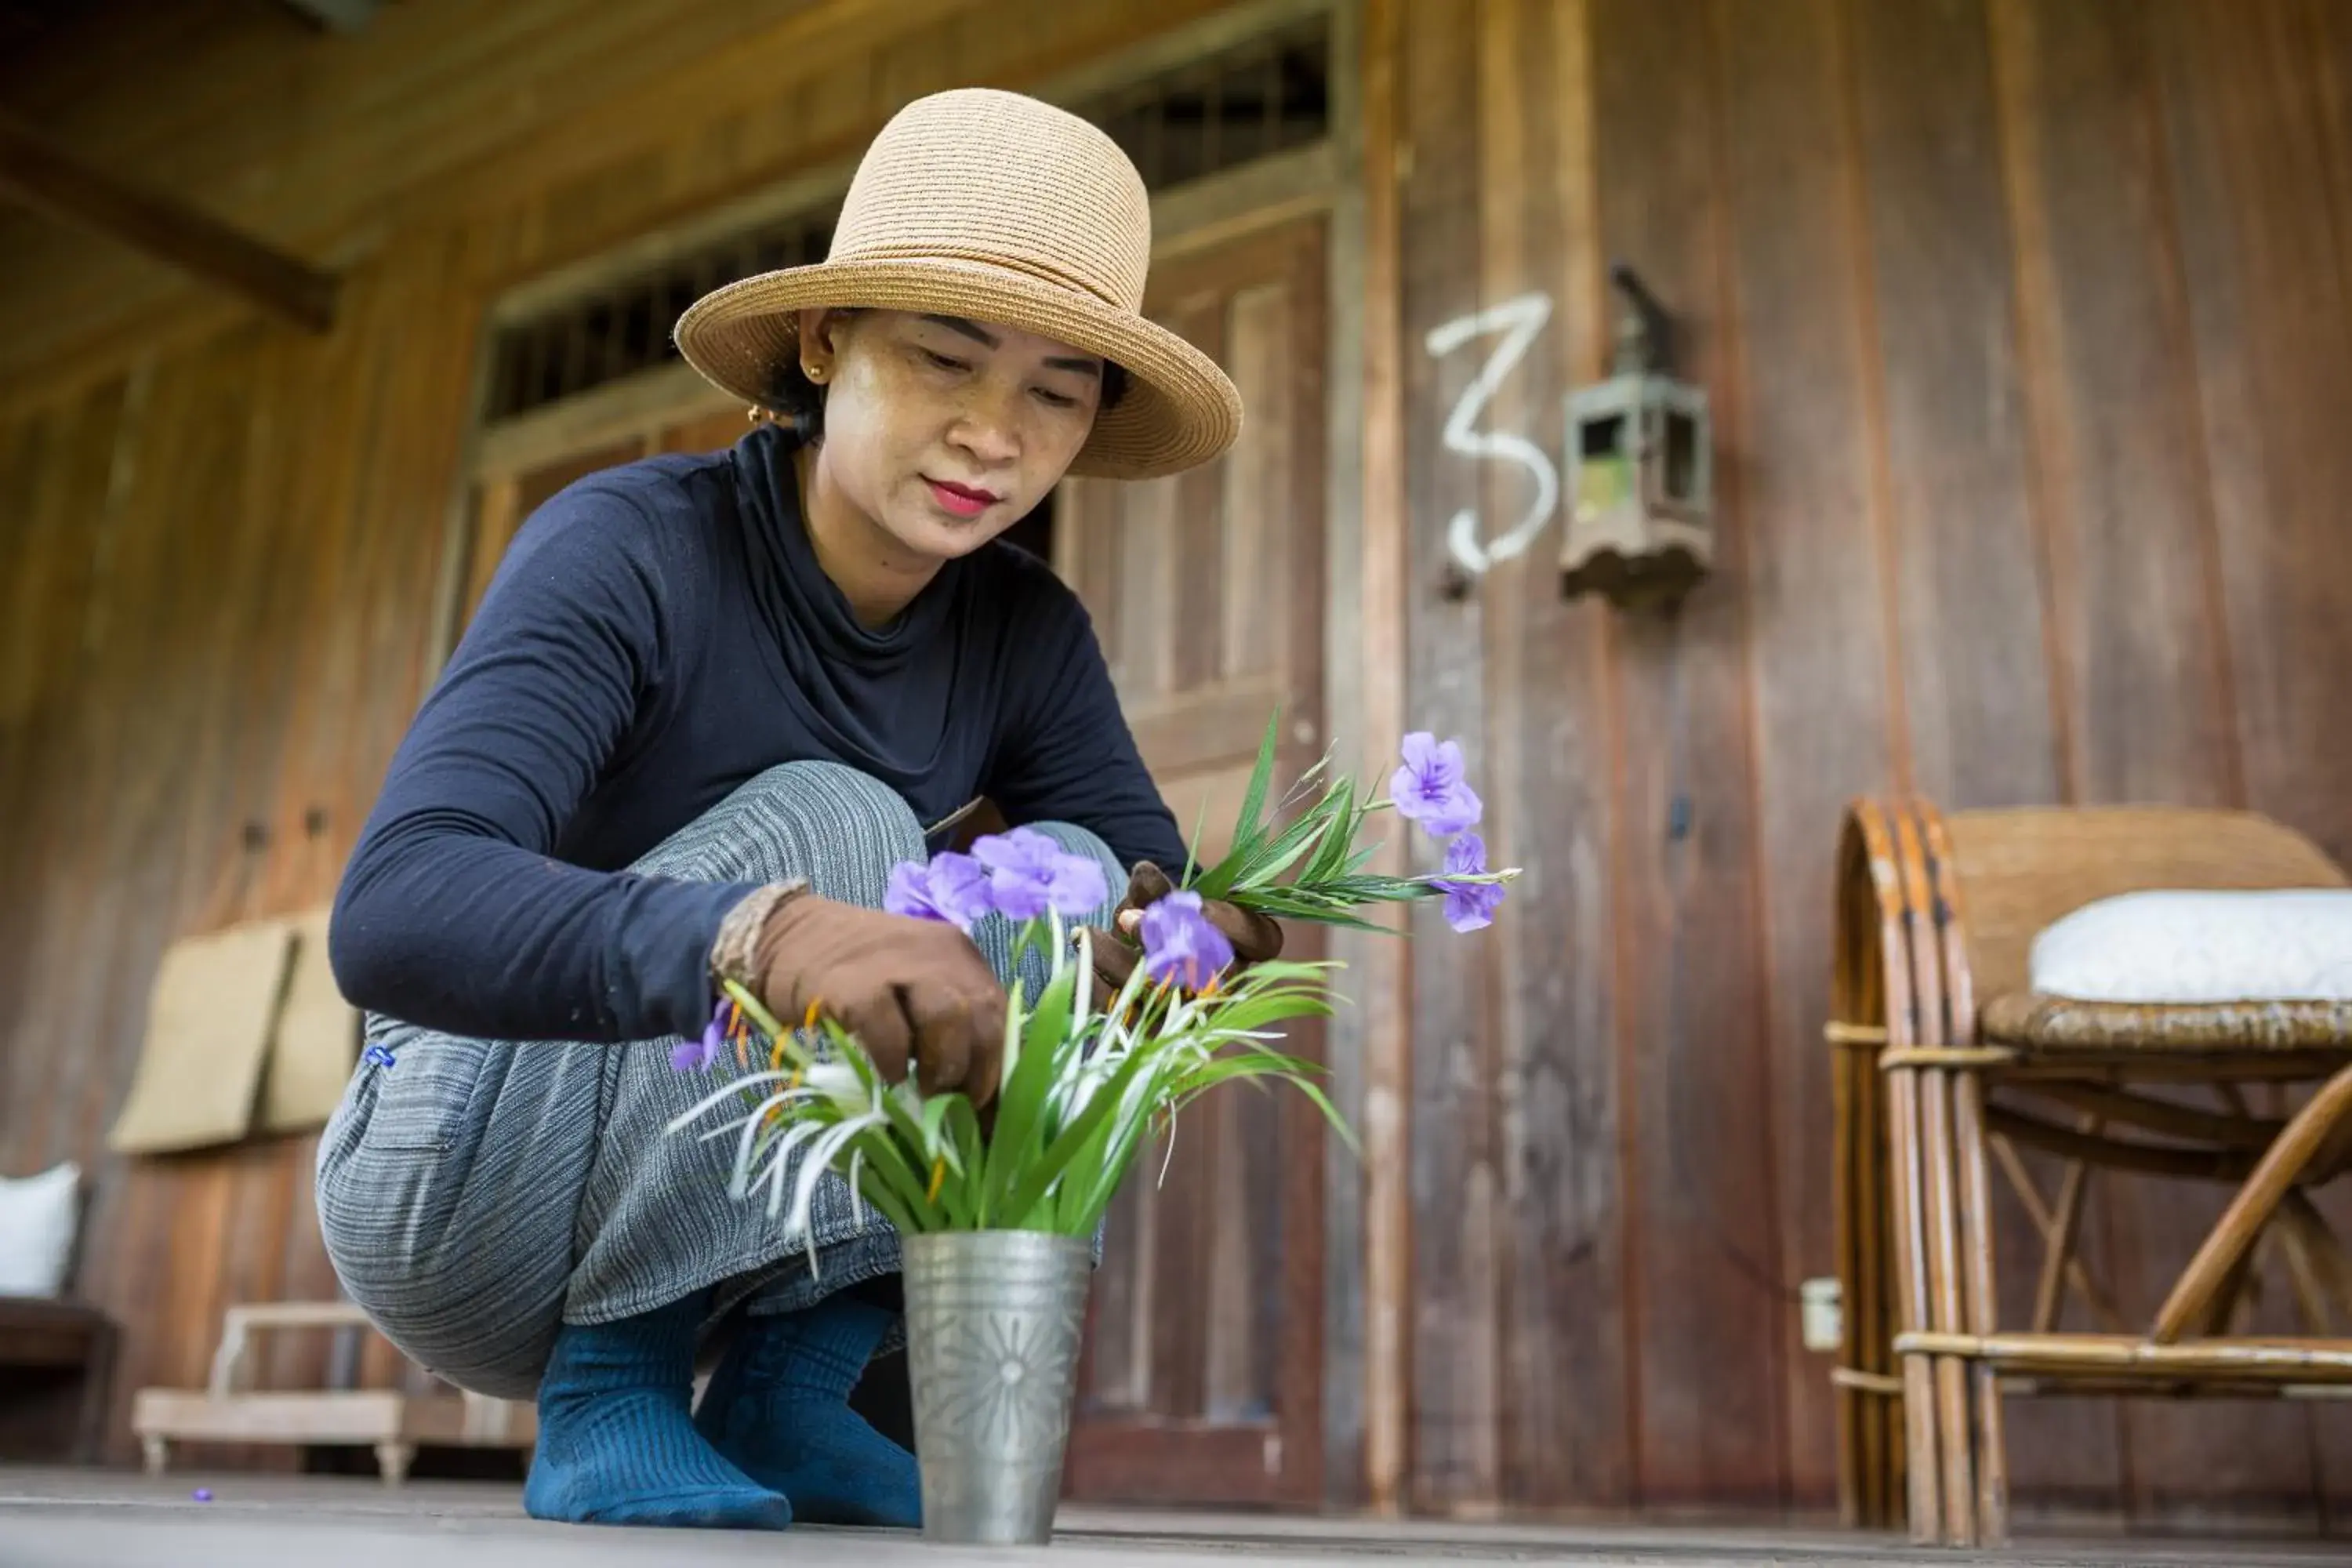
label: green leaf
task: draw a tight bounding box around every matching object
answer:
[1235,779,1353,889]
[1057,1073,1168,1231]
[996,1036,1169,1228]
[1301,797,1365,885]
[1220,885,1395,930]
[847,1171,917,1241]
[1193,710,1283,899]
[850,1123,942,1230]
[936,1096,988,1227]
[721,980,789,1041]
[1180,790,1210,889]
[877,1078,928,1145]
[919,1094,960,1167]
[1232,706,1282,853]
[982,953,1080,1221]
[1284,1076,1361,1155]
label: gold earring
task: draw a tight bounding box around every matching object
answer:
[804,363,825,382]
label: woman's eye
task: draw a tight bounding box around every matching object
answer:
[921,350,968,372]
[1033,387,1080,410]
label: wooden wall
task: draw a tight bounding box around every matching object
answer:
[5,0,2352,1534]
[1362,0,2352,1530]
[0,0,1254,1468]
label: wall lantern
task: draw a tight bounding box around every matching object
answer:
[1560,263,1713,614]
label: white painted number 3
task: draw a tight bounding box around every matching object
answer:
[1423,292,1559,576]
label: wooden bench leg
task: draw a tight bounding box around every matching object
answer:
[74,1319,119,1466]
[1918,1066,1978,1548]
[1954,1070,2008,1548]
[1887,1061,1945,1544]
[376,1441,416,1486]
[141,1435,169,1475]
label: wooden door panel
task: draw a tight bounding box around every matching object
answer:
[1155,759,1261,870]
[659,407,754,455]
[1059,216,1328,1508]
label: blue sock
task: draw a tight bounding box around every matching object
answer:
[524,1292,795,1530]
[695,1290,922,1528]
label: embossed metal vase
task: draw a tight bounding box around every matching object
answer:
[901,1229,1092,1545]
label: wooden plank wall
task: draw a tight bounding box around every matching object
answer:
[1378,0,2352,1531]
[0,0,1250,1469]
[4,0,2352,1534]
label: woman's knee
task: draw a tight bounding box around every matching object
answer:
[316,1147,569,1399]
[745,760,927,850]
[631,760,927,905]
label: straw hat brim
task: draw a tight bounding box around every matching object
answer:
[673,256,1243,480]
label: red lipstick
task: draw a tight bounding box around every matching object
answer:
[927,478,999,519]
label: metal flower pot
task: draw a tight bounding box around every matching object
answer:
[901,1229,1092,1546]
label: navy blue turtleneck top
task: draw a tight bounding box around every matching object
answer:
[328,423,1184,1044]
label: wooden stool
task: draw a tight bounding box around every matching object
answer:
[132,1301,535,1483]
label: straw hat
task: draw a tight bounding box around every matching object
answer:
[673,89,1243,480]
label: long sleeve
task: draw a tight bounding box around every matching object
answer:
[329,485,758,1043]
[986,590,1189,876]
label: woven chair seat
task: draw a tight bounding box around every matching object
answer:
[1982,990,2352,1055]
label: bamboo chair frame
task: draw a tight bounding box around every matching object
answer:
[1830,799,2352,1547]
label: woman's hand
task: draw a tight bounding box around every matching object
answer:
[1086,861,1283,1003]
[727,886,1009,1106]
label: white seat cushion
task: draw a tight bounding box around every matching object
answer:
[2031,889,2352,1004]
[0,1160,81,1297]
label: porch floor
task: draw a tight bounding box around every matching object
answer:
[4,1469,2346,1568]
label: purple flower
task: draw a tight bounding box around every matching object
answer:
[671,1006,727,1073]
[1390,732,1483,835]
[971,828,1110,921]
[1433,831,1507,934]
[884,850,994,931]
[1138,891,1236,991]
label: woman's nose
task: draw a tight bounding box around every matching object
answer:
[948,387,1022,465]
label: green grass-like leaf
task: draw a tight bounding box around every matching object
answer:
[981,951,1078,1223]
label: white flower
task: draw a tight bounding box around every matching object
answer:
[804,1058,869,1111]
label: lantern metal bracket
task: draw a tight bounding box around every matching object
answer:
[1609,262,1674,377]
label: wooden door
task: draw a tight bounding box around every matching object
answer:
[1056,216,1330,1507]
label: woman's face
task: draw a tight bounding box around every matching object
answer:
[798,307,1106,561]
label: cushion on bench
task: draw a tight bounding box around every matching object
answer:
[0,1162,79,1298]
[2028,888,2352,1004]
[1980,888,2352,1057]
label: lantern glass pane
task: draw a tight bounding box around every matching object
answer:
[1574,411,1633,520]
[1663,408,1700,503]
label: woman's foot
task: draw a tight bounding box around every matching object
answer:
[524,1293,795,1530]
[695,1291,922,1527]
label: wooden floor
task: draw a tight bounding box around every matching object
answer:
[2,1469,2345,1568]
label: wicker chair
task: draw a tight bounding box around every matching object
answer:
[1829,800,2352,1547]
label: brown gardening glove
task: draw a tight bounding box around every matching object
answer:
[714,884,1010,1107]
[1087,861,1286,1006]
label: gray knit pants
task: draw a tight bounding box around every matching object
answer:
[315,761,1121,1401]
